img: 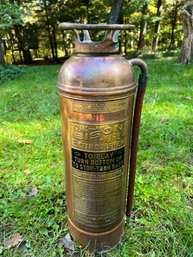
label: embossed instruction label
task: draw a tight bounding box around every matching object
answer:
[72,148,125,172]
[70,119,127,227]
[72,168,124,227]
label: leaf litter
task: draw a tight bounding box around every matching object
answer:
[23,169,31,175]
[3,234,23,249]
[58,233,75,251]
[17,139,33,144]
[28,187,38,196]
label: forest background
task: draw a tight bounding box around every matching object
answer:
[0,0,188,64]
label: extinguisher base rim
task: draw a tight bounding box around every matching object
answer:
[68,217,124,252]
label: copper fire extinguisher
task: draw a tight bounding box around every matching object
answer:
[57,23,148,252]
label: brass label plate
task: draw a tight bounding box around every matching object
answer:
[72,167,124,227]
[71,99,128,113]
[70,120,127,152]
[70,119,127,228]
[72,147,124,172]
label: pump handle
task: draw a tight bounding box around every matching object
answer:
[126,58,148,222]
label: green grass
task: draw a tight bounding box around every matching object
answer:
[0,59,193,257]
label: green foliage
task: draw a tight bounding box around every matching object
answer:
[140,49,180,59]
[162,49,179,57]
[141,52,160,59]
[0,0,188,63]
[0,64,26,82]
[0,2,23,31]
[0,59,192,256]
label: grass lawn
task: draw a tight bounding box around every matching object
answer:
[0,59,193,257]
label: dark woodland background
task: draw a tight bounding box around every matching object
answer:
[0,0,190,64]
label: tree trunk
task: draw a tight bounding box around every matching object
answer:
[23,49,32,64]
[19,50,23,63]
[180,4,193,63]
[138,4,148,50]
[86,0,91,23]
[152,0,163,51]
[11,0,33,64]
[11,47,15,64]
[44,3,55,60]
[47,23,55,60]
[9,32,15,63]
[14,26,33,64]
[191,34,193,60]
[108,0,124,24]
[0,34,5,64]
[124,30,127,56]
[52,22,58,60]
[169,1,178,49]
[62,31,68,57]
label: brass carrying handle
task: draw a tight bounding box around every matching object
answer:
[59,22,135,43]
[59,22,135,30]
[126,58,148,222]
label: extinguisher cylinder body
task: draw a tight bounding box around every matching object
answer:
[57,23,145,252]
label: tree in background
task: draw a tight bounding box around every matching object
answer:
[169,0,181,49]
[108,0,124,23]
[152,0,163,51]
[0,1,23,64]
[137,1,149,50]
[180,0,193,63]
[1,0,192,63]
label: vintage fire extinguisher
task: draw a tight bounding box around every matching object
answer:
[57,23,148,252]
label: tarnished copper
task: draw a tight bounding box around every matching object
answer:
[57,23,148,252]
[59,23,134,54]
